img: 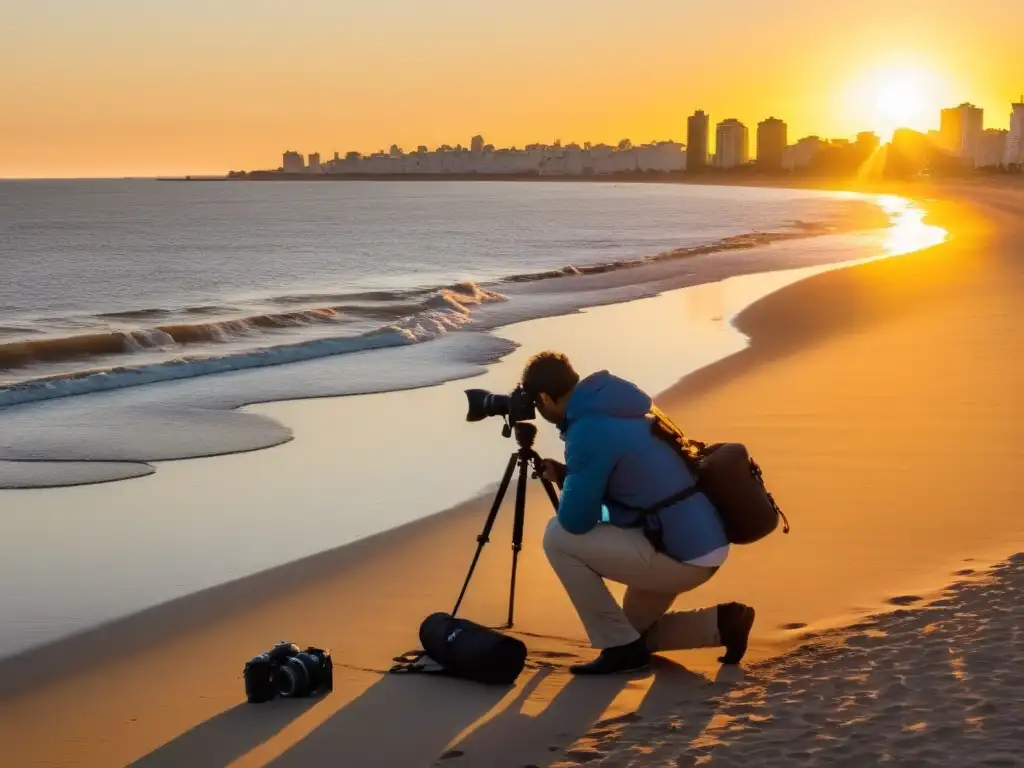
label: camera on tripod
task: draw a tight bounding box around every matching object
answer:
[465,384,535,437]
[449,380,563,629]
[243,641,333,703]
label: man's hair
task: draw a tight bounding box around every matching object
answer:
[521,350,579,401]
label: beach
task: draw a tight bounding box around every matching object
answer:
[1,180,1022,767]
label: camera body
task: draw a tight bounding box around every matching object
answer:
[465,383,536,427]
[505,384,537,424]
[243,641,333,703]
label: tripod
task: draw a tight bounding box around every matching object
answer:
[451,421,560,628]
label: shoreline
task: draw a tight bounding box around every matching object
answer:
[0,187,903,490]
[0,209,875,410]
[2,182,1022,767]
[0,188,946,657]
[0,262,864,660]
[0,189,952,657]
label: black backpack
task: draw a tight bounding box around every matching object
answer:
[390,613,527,686]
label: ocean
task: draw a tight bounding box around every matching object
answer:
[0,180,919,492]
[1,179,893,386]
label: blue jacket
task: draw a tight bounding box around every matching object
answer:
[555,370,728,562]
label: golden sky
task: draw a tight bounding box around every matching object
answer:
[1,0,1021,178]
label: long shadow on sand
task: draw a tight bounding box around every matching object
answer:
[267,656,728,767]
[441,656,726,767]
[130,697,320,768]
[264,671,527,767]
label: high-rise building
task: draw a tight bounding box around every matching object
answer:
[1004,99,1024,168]
[716,119,749,169]
[939,103,984,163]
[976,129,1008,168]
[783,136,825,171]
[938,108,957,152]
[308,152,321,173]
[686,111,710,172]
[756,117,787,171]
[282,151,305,173]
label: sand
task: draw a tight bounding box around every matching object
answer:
[1,180,1022,767]
[551,555,1024,767]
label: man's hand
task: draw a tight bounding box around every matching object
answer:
[537,458,567,489]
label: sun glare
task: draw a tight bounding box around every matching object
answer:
[846,63,948,142]
[876,77,926,130]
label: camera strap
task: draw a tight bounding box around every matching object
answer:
[388,650,448,676]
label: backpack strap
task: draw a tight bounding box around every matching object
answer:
[615,483,702,517]
[601,407,707,554]
[615,484,703,555]
[749,457,792,534]
[614,406,706,519]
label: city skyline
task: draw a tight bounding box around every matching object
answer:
[2,0,1023,178]
[260,96,1024,179]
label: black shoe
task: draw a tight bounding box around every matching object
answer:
[717,602,755,665]
[570,637,650,676]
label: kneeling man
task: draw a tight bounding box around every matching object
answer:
[522,351,755,675]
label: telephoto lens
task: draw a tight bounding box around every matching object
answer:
[275,648,334,698]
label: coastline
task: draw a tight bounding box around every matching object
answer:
[1,182,1022,767]
[0,263,856,659]
[0,184,900,489]
[0,188,941,659]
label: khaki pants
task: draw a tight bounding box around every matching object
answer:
[543,517,722,650]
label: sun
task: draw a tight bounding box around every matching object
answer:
[846,63,948,141]
[875,76,927,132]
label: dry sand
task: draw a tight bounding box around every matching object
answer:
[552,555,1024,767]
[0,181,1022,767]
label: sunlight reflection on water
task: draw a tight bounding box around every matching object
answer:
[877,194,948,256]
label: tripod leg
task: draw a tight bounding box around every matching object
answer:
[506,454,530,628]
[451,452,518,618]
[538,476,560,511]
[527,451,561,511]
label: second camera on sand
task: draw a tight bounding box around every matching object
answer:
[243,641,333,703]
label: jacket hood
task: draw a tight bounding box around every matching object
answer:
[564,370,652,425]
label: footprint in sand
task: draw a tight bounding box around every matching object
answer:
[594,712,643,728]
[887,595,923,606]
[955,568,976,576]
[780,622,807,630]
[532,650,576,659]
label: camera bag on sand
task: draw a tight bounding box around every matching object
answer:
[639,406,790,546]
[389,613,527,686]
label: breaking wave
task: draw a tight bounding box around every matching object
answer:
[0,282,507,408]
[500,225,834,282]
[0,218,876,410]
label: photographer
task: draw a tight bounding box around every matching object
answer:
[523,351,755,675]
